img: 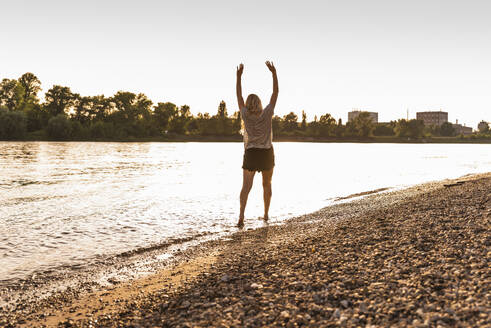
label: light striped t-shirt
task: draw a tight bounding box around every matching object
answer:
[240,103,275,149]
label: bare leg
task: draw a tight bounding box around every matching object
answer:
[239,169,255,227]
[261,168,273,221]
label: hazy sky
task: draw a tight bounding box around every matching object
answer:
[1,0,490,128]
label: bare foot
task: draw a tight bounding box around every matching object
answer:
[237,218,244,228]
[263,215,269,222]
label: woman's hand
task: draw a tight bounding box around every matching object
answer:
[265,61,276,73]
[237,63,244,77]
[236,63,245,109]
[266,61,278,109]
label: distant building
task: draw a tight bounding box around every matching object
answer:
[453,122,473,135]
[416,111,448,126]
[477,121,489,132]
[348,110,378,123]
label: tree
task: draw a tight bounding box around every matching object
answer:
[93,95,112,121]
[272,115,282,135]
[345,121,357,137]
[179,104,191,118]
[215,101,233,135]
[217,100,227,118]
[73,95,91,125]
[18,73,41,103]
[318,113,336,136]
[44,85,77,116]
[440,122,456,137]
[196,112,216,135]
[335,118,345,137]
[70,120,89,139]
[25,103,49,132]
[282,112,298,133]
[185,117,200,134]
[47,114,72,139]
[153,102,178,132]
[73,95,111,124]
[0,109,27,139]
[352,112,375,137]
[407,119,425,138]
[395,119,424,139]
[134,93,153,120]
[90,121,107,138]
[301,110,307,131]
[111,91,139,122]
[232,110,241,135]
[109,92,153,137]
[478,121,489,133]
[0,79,25,111]
[168,105,192,134]
[373,123,395,136]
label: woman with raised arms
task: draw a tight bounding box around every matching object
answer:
[236,61,279,227]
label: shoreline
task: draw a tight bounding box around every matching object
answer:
[2,135,491,144]
[2,173,490,327]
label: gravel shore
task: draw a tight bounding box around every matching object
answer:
[2,174,490,327]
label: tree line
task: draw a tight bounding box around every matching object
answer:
[0,72,489,140]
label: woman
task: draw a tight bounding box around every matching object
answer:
[236,61,279,227]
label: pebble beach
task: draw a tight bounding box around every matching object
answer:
[1,173,490,327]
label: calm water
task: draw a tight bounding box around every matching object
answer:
[1,142,490,282]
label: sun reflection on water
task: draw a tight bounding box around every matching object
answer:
[0,141,490,282]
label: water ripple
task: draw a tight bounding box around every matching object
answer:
[0,141,490,283]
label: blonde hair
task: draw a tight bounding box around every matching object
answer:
[245,94,263,115]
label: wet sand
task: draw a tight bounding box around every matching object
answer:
[1,173,490,327]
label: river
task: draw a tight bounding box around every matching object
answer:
[1,141,490,283]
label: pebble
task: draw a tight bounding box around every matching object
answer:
[333,308,341,319]
[280,311,290,319]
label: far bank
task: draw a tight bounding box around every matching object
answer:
[5,132,491,143]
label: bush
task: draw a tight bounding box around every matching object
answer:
[373,123,395,136]
[25,104,49,132]
[71,120,90,139]
[47,114,72,140]
[0,109,28,139]
[90,121,117,139]
[440,122,456,137]
[90,121,106,138]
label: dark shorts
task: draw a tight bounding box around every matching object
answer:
[242,147,275,172]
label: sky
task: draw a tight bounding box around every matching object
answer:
[1,0,490,128]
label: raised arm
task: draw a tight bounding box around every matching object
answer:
[236,63,245,109]
[266,61,278,108]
